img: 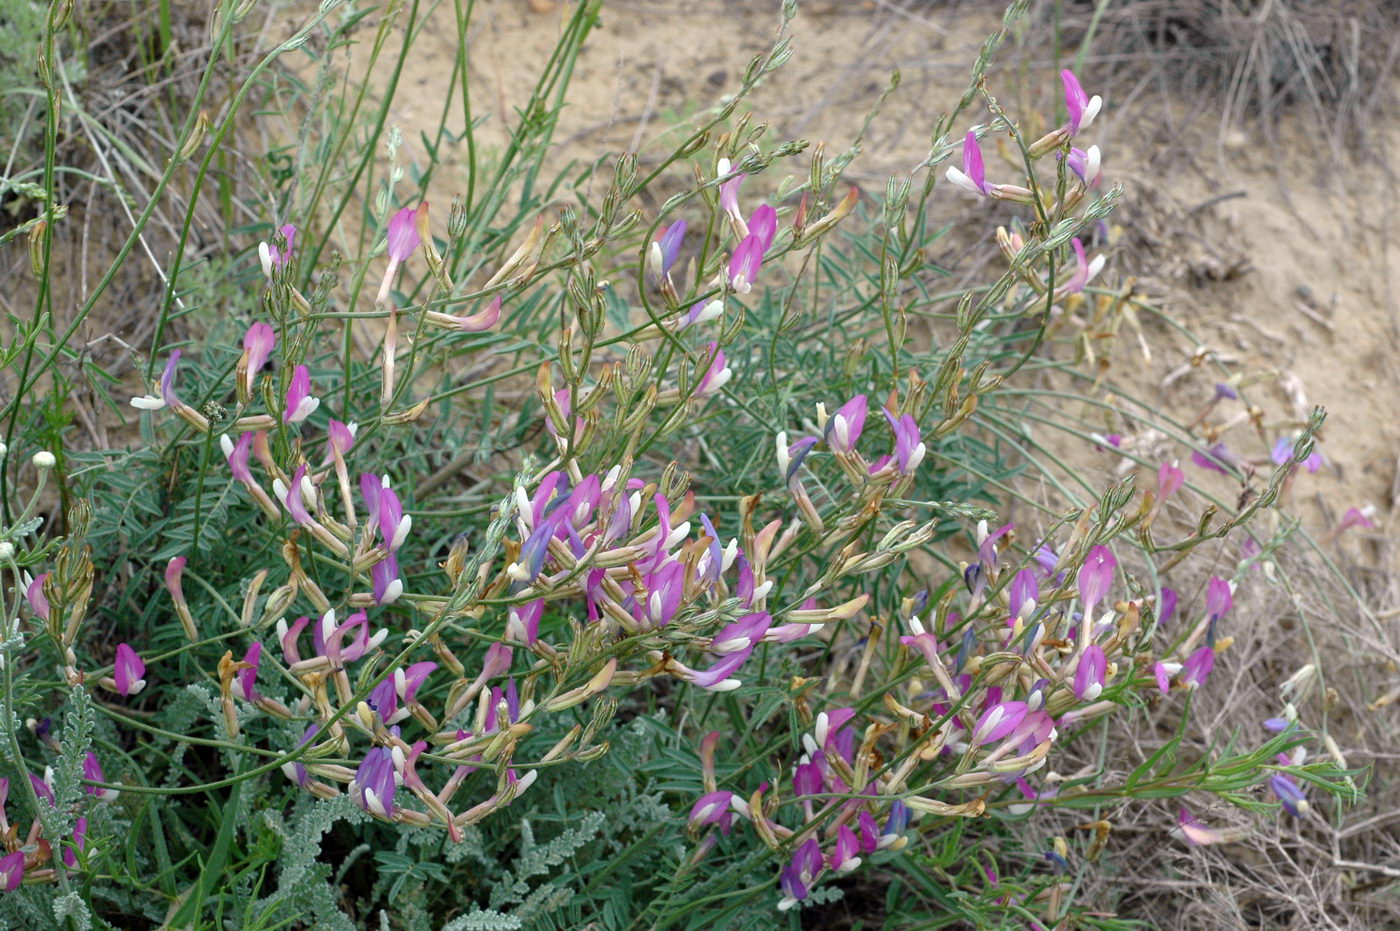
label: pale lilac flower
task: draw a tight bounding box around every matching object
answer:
[688,790,736,831]
[0,850,22,892]
[710,612,771,654]
[283,364,320,424]
[131,351,183,411]
[946,130,992,195]
[1074,644,1106,701]
[1009,569,1038,622]
[427,295,504,333]
[1060,237,1105,294]
[1077,545,1116,617]
[1180,646,1215,689]
[729,233,764,294]
[1061,69,1102,135]
[678,299,725,330]
[695,343,732,397]
[1272,435,1324,473]
[1173,807,1226,846]
[1158,587,1178,625]
[1206,577,1233,621]
[280,723,319,787]
[677,649,752,691]
[114,642,147,696]
[826,394,867,455]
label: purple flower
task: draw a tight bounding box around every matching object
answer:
[1077,545,1116,617]
[1334,506,1376,537]
[971,700,1028,746]
[1213,382,1238,401]
[114,642,147,696]
[1191,443,1235,476]
[1074,644,1106,701]
[1270,772,1309,817]
[946,130,992,195]
[242,322,276,385]
[278,465,314,525]
[283,364,320,424]
[678,299,725,331]
[688,790,735,831]
[729,233,765,294]
[233,642,262,702]
[880,407,926,474]
[259,223,297,278]
[826,394,868,454]
[1061,69,1102,135]
[506,599,544,646]
[132,351,184,411]
[350,746,397,818]
[83,750,119,802]
[1180,646,1215,689]
[778,837,824,911]
[377,484,412,551]
[224,432,257,483]
[62,816,88,870]
[681,649,753,691]
[1009,569,1039,622]
[1153,661,1179,695]
[372,553,402,605]
[281,723,319,787]
[655,220,687,276]
[1206,577,1233,621]
[1065,145,1101,185]
[0,850,23,892]
[1272,435,1324,473]
[710,612,771,654]
[1158,587,1178,625]
[30,771,54,807]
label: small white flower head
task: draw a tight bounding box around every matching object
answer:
[32,451,56,470]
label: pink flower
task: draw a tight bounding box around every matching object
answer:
[695,343,732,397]
[114,642,147,696]
[748,204,777,251]
[728,233,764,294]
[223,432,257,483]
[946,130,992,195]
[283,364,320,424]
[241,323,276,388]
[387,204,426,264]
[25,573,49,619]
[232,642,262,702]
[880,407,926,474]
[0,849,23,892]
[1173,807,1226,846]
[1060,237,1105,294]
[62,816,88,869]
[1180,646,1215,689]
[1205,577,1233,621]
[258,223,297,278]
[971,700,1028,746]
[1074,644,1106,701]
[1077,545,1116,616]
[829,823,862,873]
[717,158,747,226]
[1157,461,1184,501]
[1061,69,1102,135]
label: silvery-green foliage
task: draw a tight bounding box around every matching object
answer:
[487,811,605,911]
[52,890,92,930]
[252,794,366,930]
[440,909,523,931]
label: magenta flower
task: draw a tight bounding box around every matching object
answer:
[729,233,764,294]
[30,770,54,807]
[1061,69,1102,135]
[283,364,320,424]
[350,746,397,818]
[717,158,747,226]
[680,649,752,691]
[386,204,425,265]
[1158,587,1178,625]
[83,751,119,802]
[1153,660,1179,695]
[1077,545,1116,617]
[1205,577,1233,621]
[371,553,402,605]
[829,823,862,873]
[242,322,276,382]
[232,642,262,702]
[1074,644,1106,701]
[1180,646,1215,689]
[0,850,22,893]
[114,642,147,696]
[778,837,824,911]
[826,394,868,455]
[1009,568,1038,622]
[1333,506,1376,538]
[258,223,297,279]
[25,573,48,619]
[506,599,543,645]
[880,407,926,474]
[376,484,412,551]
[946,130,992,196]
[688,790,735,831]
[278,465,314,525]
[277,615,310,664]
[62,816,88,870]
[748,204,777,252]
[223,432,257,483]
[1157,461,1185,501]
[1191,443,1236,475]
[695,343,733,397]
